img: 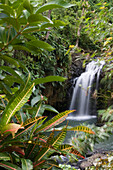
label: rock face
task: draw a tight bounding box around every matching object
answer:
[79,153,107,169]
[68,52,85,79]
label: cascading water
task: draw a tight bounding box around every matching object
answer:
[68,60,105,120]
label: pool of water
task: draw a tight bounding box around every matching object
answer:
[56,116,113,151]
[55,116,97,143]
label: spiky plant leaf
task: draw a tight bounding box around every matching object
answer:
[23,116,44,127]
[70,148,85,159]
[0,161,21,170]
[0,75,34,126]
[34,128,66,163]
[14,122,36,139]
[67,126,95,134]
[59,144,73,151]
[35,110,75,133]
[0,146,25,156]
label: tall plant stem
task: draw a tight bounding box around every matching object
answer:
[75,0,85,48]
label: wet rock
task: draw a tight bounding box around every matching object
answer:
[79,153,107,169]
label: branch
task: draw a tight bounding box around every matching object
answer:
[0,23,29,52]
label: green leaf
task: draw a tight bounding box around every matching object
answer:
[34,128,66,163]
[23,116,44,127]
[2,17,20,31]
[36,4,63,14]
[0,161,21,170]
[0,55,29,73]
[0,153,10,161]
[36,1,75,14]
[33,76,67,85]
[39,20,66,30]
[31,96,41,107]
[0,76,34,125]
[23,0,33,14]
[17,4,24,18]
[26,40,55,51]
[0,66,24,84]
[0,4,15,16]
[0,26,7,44]
[35,110,75,133]
[22,26,40,34]
[43,105,59,114]
[52,0,75,8]
[67,126,95,134]
[0,55,20,67]
[28,14,50,23]
[53,20,67,27]
[21,158,33,170]
[13,45,31,53]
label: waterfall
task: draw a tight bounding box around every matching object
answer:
[68,60,105,120]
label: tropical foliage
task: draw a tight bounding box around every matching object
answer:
[0,0,97,169]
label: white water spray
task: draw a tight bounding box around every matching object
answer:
[68,60,105,120]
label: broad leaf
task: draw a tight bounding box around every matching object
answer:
[2,17,20,31]
[31,96,41,107]
[13,45,31,53]
[0,66,24,84]
[23,0,33,14]
[1,123,24,138]
[0,55,20,68]
[34,76,67,85]
[70,148,85,159]
[14,122,36,139]
[0,4,15,16]
[53,20,67,27]
[28,14,50,23]
[36,1,75,14]
[43,105,59,113]
[26,40,55,51]
[21,158,33,170]
[22,26,40,34]
[36,4,63,14]
[51,0,75,8]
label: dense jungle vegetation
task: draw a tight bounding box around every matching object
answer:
[0,0,113,169]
